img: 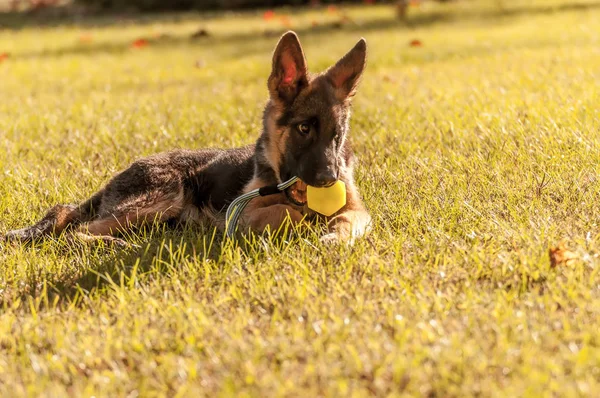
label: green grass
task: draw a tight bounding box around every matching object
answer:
[1,0,600,396]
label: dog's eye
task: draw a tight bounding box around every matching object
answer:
[296,122,311,136]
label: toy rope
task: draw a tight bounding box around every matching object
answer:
[225,176,299,238]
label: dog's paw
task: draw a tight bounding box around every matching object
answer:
[103,237,140,249]
[110,238,130,248]
[3,229,31,244]
[320,232,341,246]
[71,232,134,249]
[320,231,358,247]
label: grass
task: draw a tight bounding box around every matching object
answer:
[1,0,600,396]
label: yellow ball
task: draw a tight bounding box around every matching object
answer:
[306,180,346,216]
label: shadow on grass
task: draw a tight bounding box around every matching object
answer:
[6,222,306,309]
[0,225,227,308]
[3,0,600,61]
[59,227,225,299]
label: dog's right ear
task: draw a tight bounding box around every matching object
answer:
[326,38,367,102]
[268,31,308,104]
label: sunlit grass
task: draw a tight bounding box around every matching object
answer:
[1,0,600,396]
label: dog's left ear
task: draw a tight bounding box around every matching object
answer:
[326,38,367,101]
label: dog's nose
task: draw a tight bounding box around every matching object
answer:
[313,170,337,187]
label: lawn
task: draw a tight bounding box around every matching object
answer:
[1,0,600,396]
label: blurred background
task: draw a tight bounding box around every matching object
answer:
[0,0,453,17]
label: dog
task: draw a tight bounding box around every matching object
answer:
[3,31,371,247]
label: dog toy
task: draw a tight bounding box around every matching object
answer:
[225,177,346,238]
[306,180,346,217]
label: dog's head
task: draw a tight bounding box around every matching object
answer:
[260,31,366,187]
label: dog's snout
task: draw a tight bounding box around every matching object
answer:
[313,169,337,187]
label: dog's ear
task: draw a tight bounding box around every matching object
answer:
[268,31,309,104]
[326,38,367,101]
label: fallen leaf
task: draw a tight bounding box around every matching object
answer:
[409,39,423,47]
[0,52,10,62]
[190,28,209,39]
[194,59,206,68]
[131,38,149,48]
[327,5,338,14]
[263,10,275,21]
[549,242,579,268]
[410,0,421,6]
[79,33,93,43]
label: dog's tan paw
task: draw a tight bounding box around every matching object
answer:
[320,232,342,245]
[110,238,130,248]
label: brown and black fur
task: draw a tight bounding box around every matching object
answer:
[3,31,371,247]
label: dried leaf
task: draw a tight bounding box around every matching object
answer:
[263,10,275,21]
[79,34,93,43]
[409,39,423,47]
[190,28,209,39]
[549,242,579,268]
[0,52,9,62]
[131,38,149,48]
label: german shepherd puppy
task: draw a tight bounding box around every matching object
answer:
[3,32,371,247]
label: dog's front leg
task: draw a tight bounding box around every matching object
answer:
[241,198,304,234]
[246,204,304,233]
[322,183,371,244]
